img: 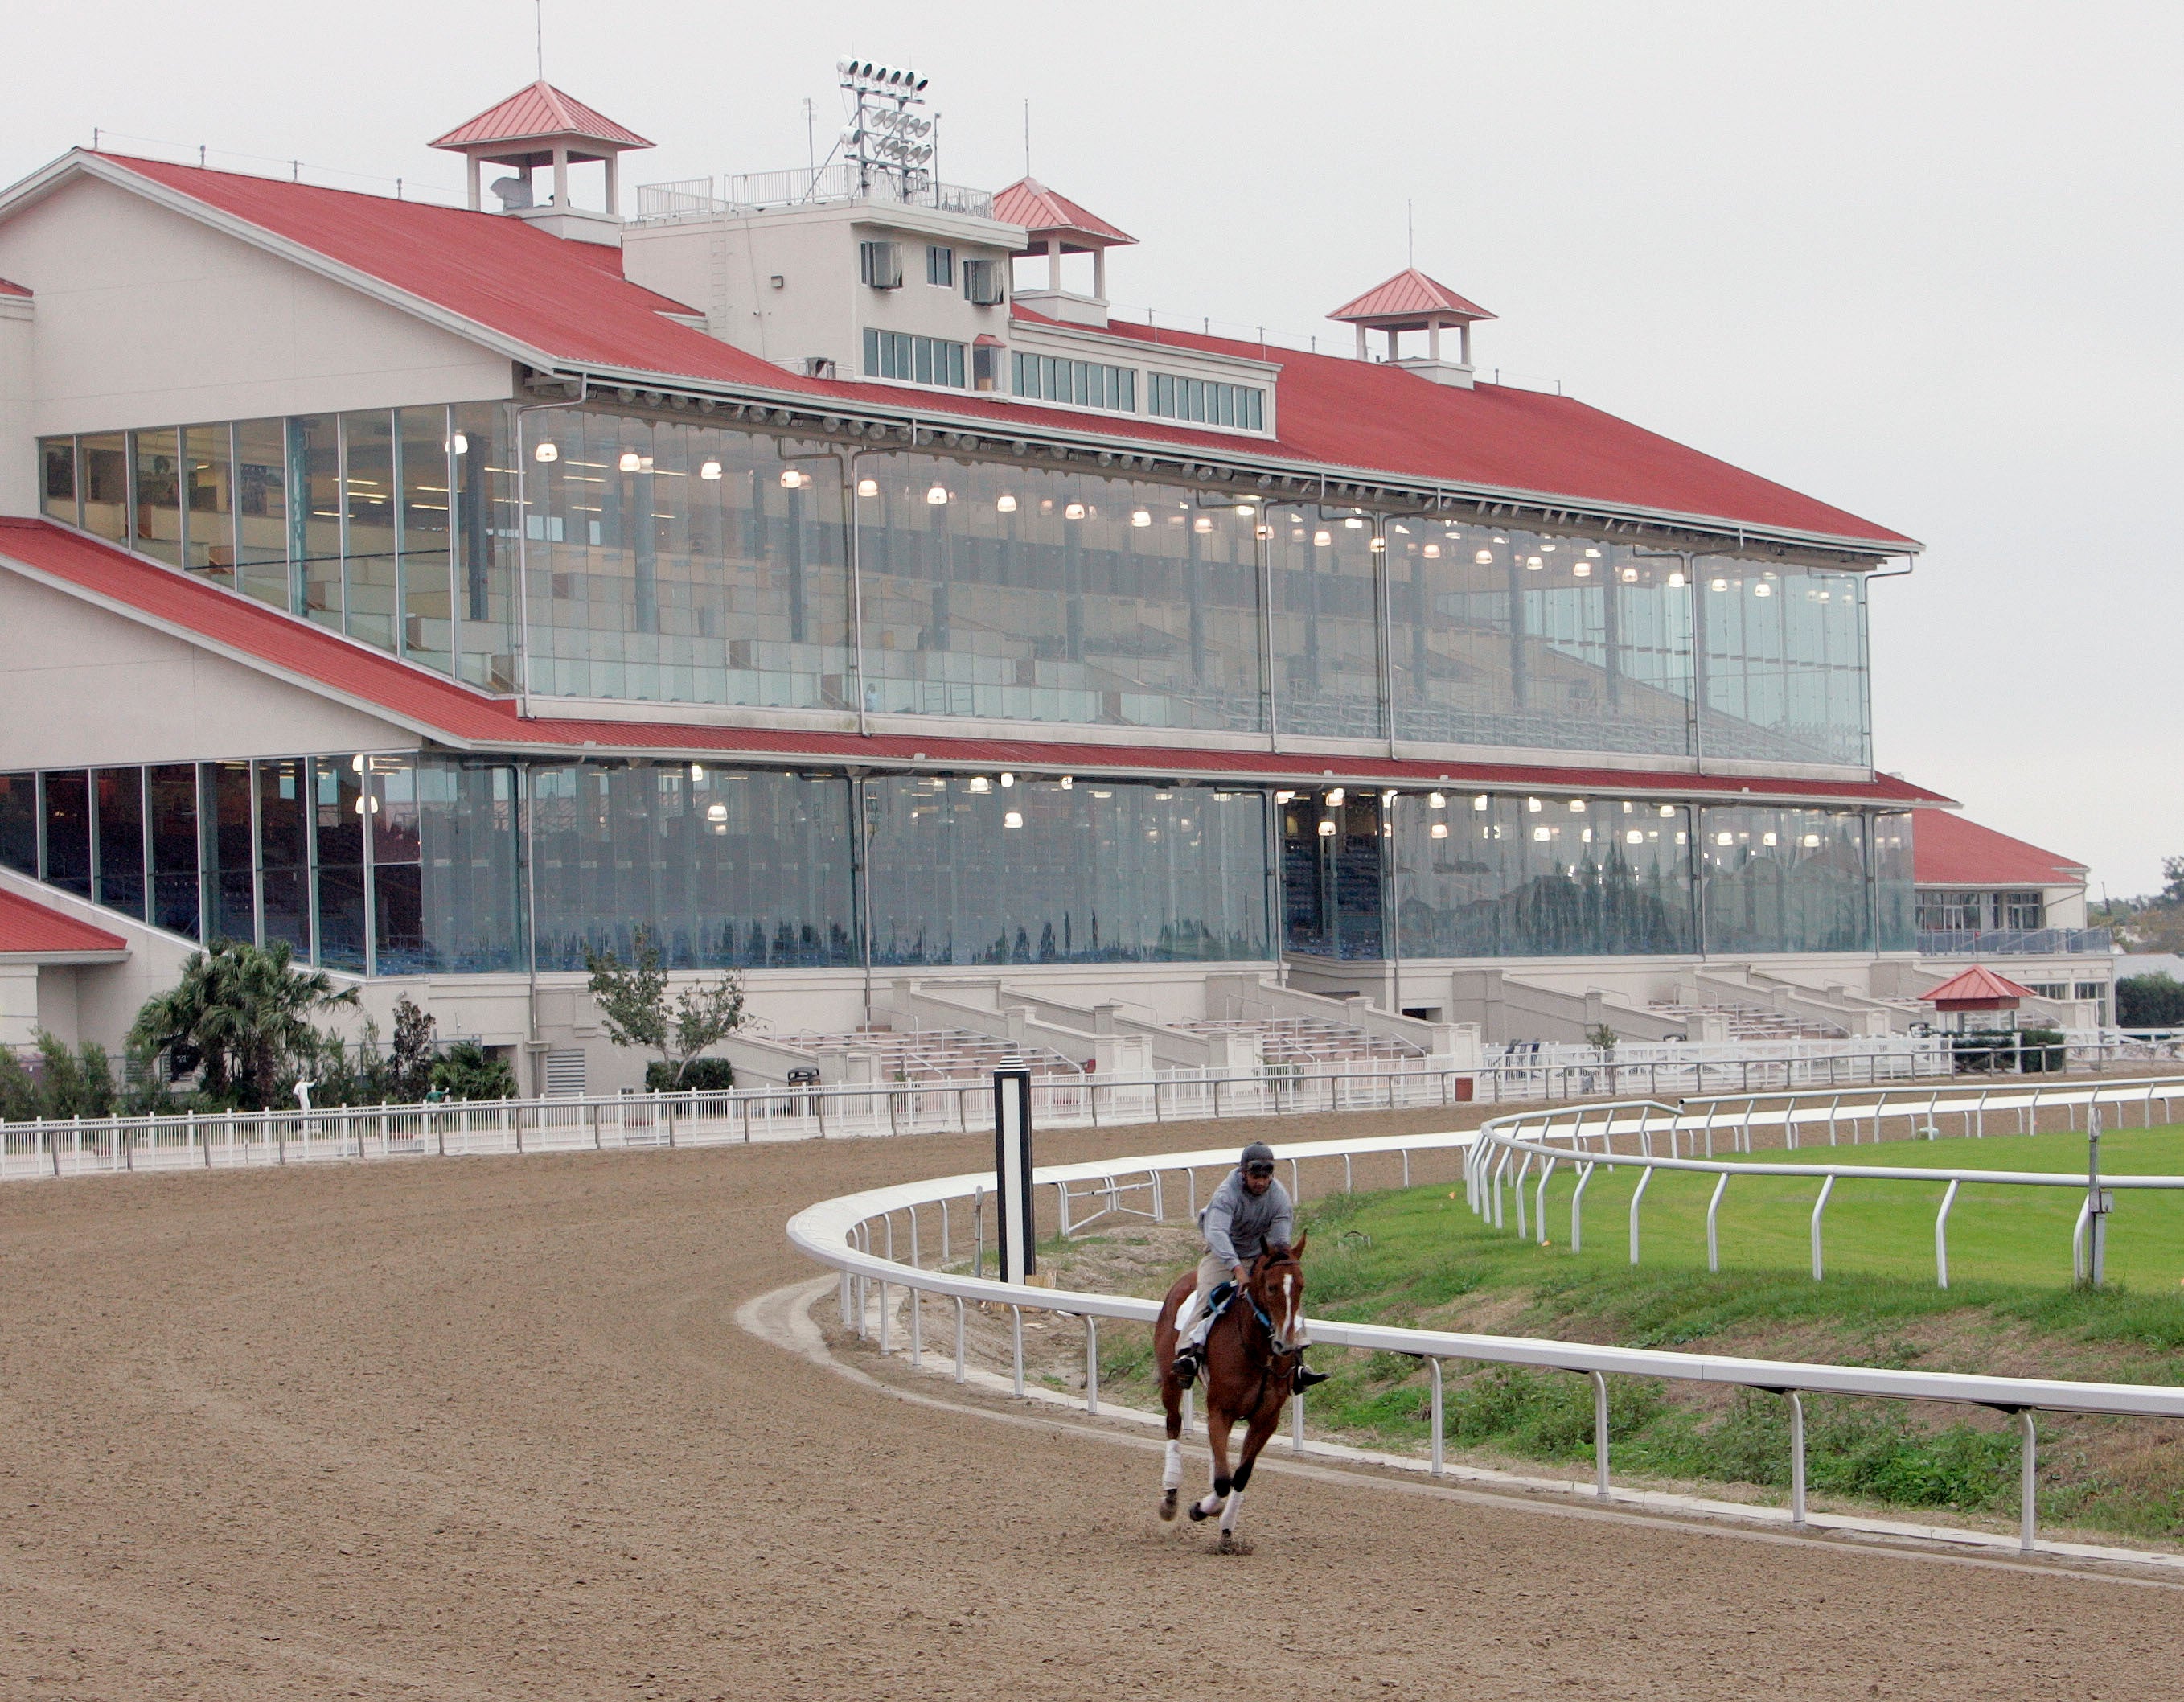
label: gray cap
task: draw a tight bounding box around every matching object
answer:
[1240,1141,1276,1170]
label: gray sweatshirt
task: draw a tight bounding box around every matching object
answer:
[1197,1168,1295,1264]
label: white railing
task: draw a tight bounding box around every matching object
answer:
[786,1120,2184,1559]
[1464,1077,2184,1288]
[634,166,997,220]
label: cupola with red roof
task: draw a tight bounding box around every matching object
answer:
[429,80,652,245]
[993,176,1134,328]
[1329,267,1495,388]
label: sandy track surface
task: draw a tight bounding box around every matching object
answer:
[2,1108,2179,1700]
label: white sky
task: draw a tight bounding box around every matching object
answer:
[6,2,2178,897]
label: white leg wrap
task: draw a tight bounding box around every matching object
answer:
[1220,1488,1243,1536]
[1162,1440,1182,1490]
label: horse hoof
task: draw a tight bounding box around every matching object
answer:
[1159,1490,1178,1522]
[1187,1501,1209,1522]
[1217,1533,1250,1556]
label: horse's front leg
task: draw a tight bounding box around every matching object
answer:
[1159,1375,1184,1521]
[1217,1404,1285,1552]
[1188,1408,1235,1523]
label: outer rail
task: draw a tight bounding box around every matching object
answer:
[787,1126,2184,1557]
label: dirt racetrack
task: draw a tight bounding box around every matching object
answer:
[4,1108,2182,1700]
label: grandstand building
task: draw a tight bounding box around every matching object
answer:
[0,72,2078,1087]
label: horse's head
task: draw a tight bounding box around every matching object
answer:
[1249,1231,1309,1356]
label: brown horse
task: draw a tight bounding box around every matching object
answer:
[1153,1232,1308,1550]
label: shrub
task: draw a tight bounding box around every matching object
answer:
[430,1040,517,1101]
[647,1057,735,1092]
[2118,972,2184,1029]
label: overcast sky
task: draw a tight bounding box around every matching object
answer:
[7,2,2178,897]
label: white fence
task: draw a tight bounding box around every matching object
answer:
[786,1100,2184,1558]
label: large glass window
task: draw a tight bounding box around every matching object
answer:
[415,758,525,972]
[129,430,183,566]
[367,754,424,973]
[80,432,129,545]
[234,418,292,611]
[201,761,256,944]
[1012,352,1136,412]
[182,425,236,586]
[399,406,453,672]
[1874,812,1915,950]
[530,762,856,971]
[452,401,518,693]
[1702,807,1870,954]
[1698,562,1869,766]
[863,329,966,387]
[866,777,1268,965]
[1146,373,1263,430]
[289,416,343,629]
[1280,790,1386,960]
[93,767,146,919]
[257,758,310,955]
[314,758,367,972]
[526,411,852,711]
[1388,524,1695,757]
[0,773,37,876]
[148,763,199,938]
[343,411,399,651]
[1390,791,1695,958]
[40,438,77,526]
[41,771,91,898]
[1270,506,1384,738]
[856,454,1265,730]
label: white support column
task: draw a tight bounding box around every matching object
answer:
[1092,246,1107,301]
[466,154,482,211]
[1428,319,1442,361]
[552,145,569,208]
[1046,236,1061,291]
[1355,323,1369,360]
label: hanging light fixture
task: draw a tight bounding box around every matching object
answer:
[618,451,642,472]
[996,493,1017,512]
[856,477,879,496]
[533,441,559,462]
[1132,510,1152,527]
[1004,811,1024,829]
[926,483,950,505]
[1065,501,1086,519]
[700,459,723,480]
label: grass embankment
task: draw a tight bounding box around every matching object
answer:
[1073,1123,2184,1543]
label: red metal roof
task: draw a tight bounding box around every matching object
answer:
[60,156,1914,548]
[1923,964,2036,1007]
[1914,811,2087,887]
[992,177,1135,249]
[0,275,29,297]
[1330,268,1494,326]
[0,518,1953,812]
[0,886,127,957]
[429,82,652,151]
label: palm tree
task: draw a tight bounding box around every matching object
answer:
[129,940,358,1110]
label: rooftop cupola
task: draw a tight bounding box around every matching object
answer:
[1329,268,1494,388]
[995,177,1134,328]
[430,81,652,245]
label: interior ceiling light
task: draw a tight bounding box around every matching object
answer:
[996,493,1017,512]
[1132,509,1152,527]
[1058,775,1074,789]
[707,802,728,823]
[1668,571,1687,587]
[926,483,950,504]
[1316,819,1336,837]
[1710,578,1729,592]
[856,477,879,496]
[1428,791,1446,808]
[1626,829,1644,844]
[1369,536,1386,552]
[1526,556,1544,570]
[533,442,559,462]
[967,775,991,793]
[778,468,805,489]
[1193,516,1213,533]
[1065,501,1086,519]
[1422,543,1441,557]
[618,451,642,472]
[1621,567,1638,582]
[1313,529,1332,547]
[450,432,469,454]
[1573,562,1591,577]
[1344,516,1365,529]
[1430,822,1449,839]
[1325,787,1344,805]
[1753,582,1773,597]
[1474,549,1494,564]
[701,459,724,480]
[999,772,1015,787]
[1234,503,1255,515]
[1473,795,1489,810]
[1004,811,1024,829]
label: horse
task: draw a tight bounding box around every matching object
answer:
[1152,1232,1309,1551]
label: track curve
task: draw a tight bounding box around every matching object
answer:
[2,1104,2178,1699]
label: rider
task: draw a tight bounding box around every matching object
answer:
[1170,1141,1329,1392]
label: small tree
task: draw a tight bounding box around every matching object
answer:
[585,927,747,1091]
[129,939,357,1110]
[388,995,439,1102]
[1584,1023,1620,1054]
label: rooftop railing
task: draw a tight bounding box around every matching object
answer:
[634,166,996,222]
[1918,927,2112,956]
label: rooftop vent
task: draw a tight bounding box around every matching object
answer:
[1328,267,1494,388]
[429,80,653,245]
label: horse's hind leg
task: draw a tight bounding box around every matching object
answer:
[1190,1411,1234,1522]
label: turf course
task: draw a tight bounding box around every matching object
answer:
[1509,1122,2184,1289]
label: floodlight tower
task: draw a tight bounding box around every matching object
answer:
[838,57,934,204]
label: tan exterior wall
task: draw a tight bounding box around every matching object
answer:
[0,294,31,516]
[0,569,419,767]
[0,173,513,459]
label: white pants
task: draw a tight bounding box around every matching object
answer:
[1176,1251,1234,1350]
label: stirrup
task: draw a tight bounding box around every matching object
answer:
[1171,1344,1202,1383]
[1293,1363,1331,1392]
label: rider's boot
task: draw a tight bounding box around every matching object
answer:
[1292,1362,1332,1392]
[1170,1342,1202,1384]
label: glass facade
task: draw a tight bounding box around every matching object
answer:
[866,778,1268,965]
[36,408,1874,771]
[1700,807,1874,955]
[1874,812,1916,951]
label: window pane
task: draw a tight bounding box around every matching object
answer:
[40,438,78,525]
[1279,790,1383,959]
[0,774,35,875]
[399,405,453,672]
[80,432,128,543]
[257,758,309,954]
[202,761,256,944]
[290,416,343,628]
[94,766,146,919]
[130,430,183,565]
[343,411,398,651]
[42,771,91,898]
[1271,504,1384,738]
[451,401,517,692]
[866,776,1268,965]
[314,757,366,972]
[416,759,525,972]
[1700,807,1870,953]
[148,763,199,938]
[1875,812,1915,950]
[1698,562,1869,767]
[182,425,236,585]
[234,418,291,610]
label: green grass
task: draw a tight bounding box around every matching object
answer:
[1084,1124,2184,1542]
[1516,1121,2184,1291]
